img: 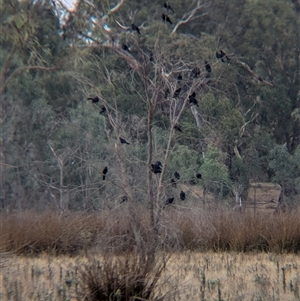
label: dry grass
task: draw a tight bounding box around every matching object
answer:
[1,206,300,255]
[1,252,300,301]
[1,206,300,300]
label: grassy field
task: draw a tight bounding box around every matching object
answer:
[1,207,300,300]
[1,252,300,301]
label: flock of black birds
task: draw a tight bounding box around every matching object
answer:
[86,1,228,207]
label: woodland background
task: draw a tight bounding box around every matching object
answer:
[1,0,300,213]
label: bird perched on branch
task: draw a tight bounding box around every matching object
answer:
[165,197,174,206]
[131,23,140,34]
[177,74,182,83]
[189,92,198,106]
[191,67,200,78]
[102,166,108,180]
[151,161,163,174]
[174,124,183,132]
[205,61,212,73]
[122,44,130,52]
[120,195,128,204]
[149,51,154,62]
[162,13,172,24]
[99,106,106,114]
[88,96,99,103]
[180,191,186,201]
[196,173,202,179]
[164,2,174,13]
[173,87,181,98]
[120,137,130,145]
[164,89,170,98]
[174,171,180,180]
[216,50,230,62]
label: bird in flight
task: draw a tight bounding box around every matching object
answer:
[162,13,172,24]
[88,96,99,103]
[131,23,140,34]
[102,166,108,180]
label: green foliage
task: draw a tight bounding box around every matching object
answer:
[1,0,300,210]
[200,147,230,197]
[269,144,300,200]
[169,145,200,180]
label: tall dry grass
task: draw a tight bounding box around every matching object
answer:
[1,205,300,255]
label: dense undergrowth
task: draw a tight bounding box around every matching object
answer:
[1,205,300,256]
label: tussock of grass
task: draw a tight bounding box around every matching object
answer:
[78,253,168,301]
[1,206,300,255]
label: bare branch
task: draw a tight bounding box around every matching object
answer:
[171,1,208,35]
[115,20,130,31]
[0,62,63,94]
[236,60,274,87]
[108,0,126,15]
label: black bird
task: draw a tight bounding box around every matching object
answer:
[62,25,67,40]
[122,44,130,52]
[177,74,182,83]
[165,197,174,205]
[174,124,183,132]
[120,137,130,145]
[171,178,177,188]
[164,2,174,13]
[164,88,170,98]
[216,50,230,62]
[120,195,128,204]
[131,23,140,34]
[205,61,212,73]
[99,106,106,114]
[151,161,163,174]
[191,67,200,78]
[88,96,99,103]
[149,51,154,62]
[102,166,108,180]
[173,87,181,98]
[162,13,172,24]
[196,173,202,179]
[221,50,230,62]
[174,171,180,180]
[189,92,198,106]
[180,190,186,201]
[216,51,223,59]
